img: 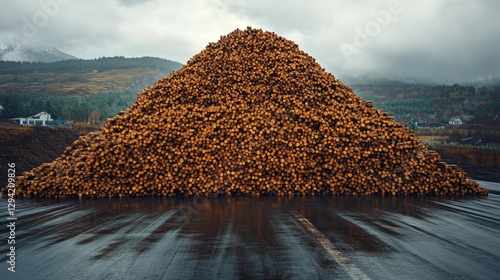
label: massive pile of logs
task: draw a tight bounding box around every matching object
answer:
[6,27,488,197]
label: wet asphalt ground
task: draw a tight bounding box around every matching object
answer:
[1,181,499,280]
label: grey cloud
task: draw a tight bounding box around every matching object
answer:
[0,0,499,84]
[114,0,156,7]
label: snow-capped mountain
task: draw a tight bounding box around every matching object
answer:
[0,34,77,62]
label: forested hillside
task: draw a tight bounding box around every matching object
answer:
[0,56,181,75]
[0,90,137,122]
[0,56,182,96]
[350,81,500,125]
[0,56,182,122]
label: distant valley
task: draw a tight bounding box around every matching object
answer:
[0,56,182,121]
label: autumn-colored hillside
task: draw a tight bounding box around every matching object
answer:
[0,56,183,96]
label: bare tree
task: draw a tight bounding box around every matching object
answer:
[88,109,101,125]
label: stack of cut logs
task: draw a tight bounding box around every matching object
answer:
[6,27,488,197]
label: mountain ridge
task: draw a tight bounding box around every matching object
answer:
[0,34,77,62]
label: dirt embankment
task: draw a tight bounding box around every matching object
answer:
[0,121,97,185]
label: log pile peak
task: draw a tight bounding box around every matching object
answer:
[8,27,488,197]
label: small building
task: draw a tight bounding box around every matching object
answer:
[12,111,54,126]
[448,118,463,125]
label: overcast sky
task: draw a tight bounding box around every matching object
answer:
[1,0,499,84]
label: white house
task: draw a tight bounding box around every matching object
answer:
[12,111,53,126]
[448,118,463,125]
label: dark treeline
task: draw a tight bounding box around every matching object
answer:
[0,91,137,122]
[0,56,183,75]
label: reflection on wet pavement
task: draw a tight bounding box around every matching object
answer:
[1,181,499,279]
